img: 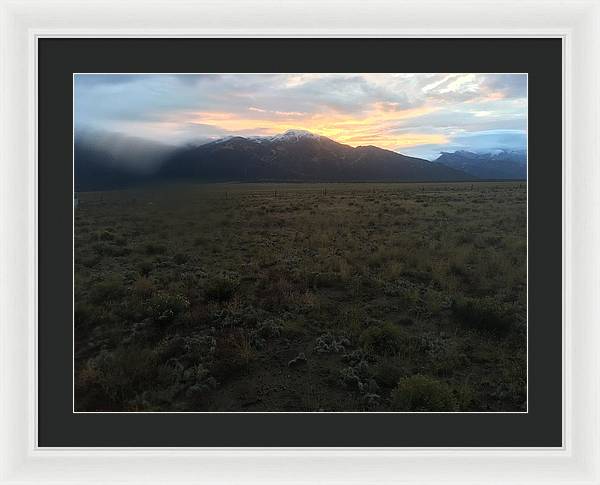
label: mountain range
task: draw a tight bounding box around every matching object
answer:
[434,149,527,180]
[74,129,526,191]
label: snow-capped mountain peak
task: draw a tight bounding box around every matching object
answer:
[208,129,322,146]
[268,129,322,142]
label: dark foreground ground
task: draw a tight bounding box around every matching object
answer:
[74,181,526,412]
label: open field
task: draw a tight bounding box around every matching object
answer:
[74,181,527,412]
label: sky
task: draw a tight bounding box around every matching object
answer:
[74,73,527,160]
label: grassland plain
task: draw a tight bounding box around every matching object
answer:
[74,181,527,412]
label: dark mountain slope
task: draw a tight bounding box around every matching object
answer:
[158,130,474,183]
[434,149,526,180]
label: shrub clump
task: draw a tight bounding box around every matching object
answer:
[372,362,403,390]
[359,322,405,356]
[183,364,218,403]
[391,375,457,411]
[205,274,240,302]
[339,358,377,395]
[452,295,514,335]
[150,292,190,324]
[314,333,350,353]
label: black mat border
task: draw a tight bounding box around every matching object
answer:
[38,38,562,447]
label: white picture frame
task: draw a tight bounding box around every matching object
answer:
[1,0,598,483]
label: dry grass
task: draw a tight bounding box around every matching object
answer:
[74,181,526,412]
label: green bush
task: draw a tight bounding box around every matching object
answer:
[205,274,239,302]
[391,375,457,411]
[452,295,514,335]
[372,362,403,389]
[359,322,405,356]
[150,292,190,324]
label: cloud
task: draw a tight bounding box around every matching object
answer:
[75,127,177,173]
[450,129,527,150]
[417,73,527,104]
[401,129,527,160]
[482,74,527,99]
[74,73,527,159]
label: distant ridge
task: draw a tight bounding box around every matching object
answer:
[434,149,526,180]
[75,129,479,191]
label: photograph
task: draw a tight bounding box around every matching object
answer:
[73,73,527,413]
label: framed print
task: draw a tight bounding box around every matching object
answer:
[1,0,599,484]
[40,38,559,447]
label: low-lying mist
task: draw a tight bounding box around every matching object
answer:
[75,129,179,175]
